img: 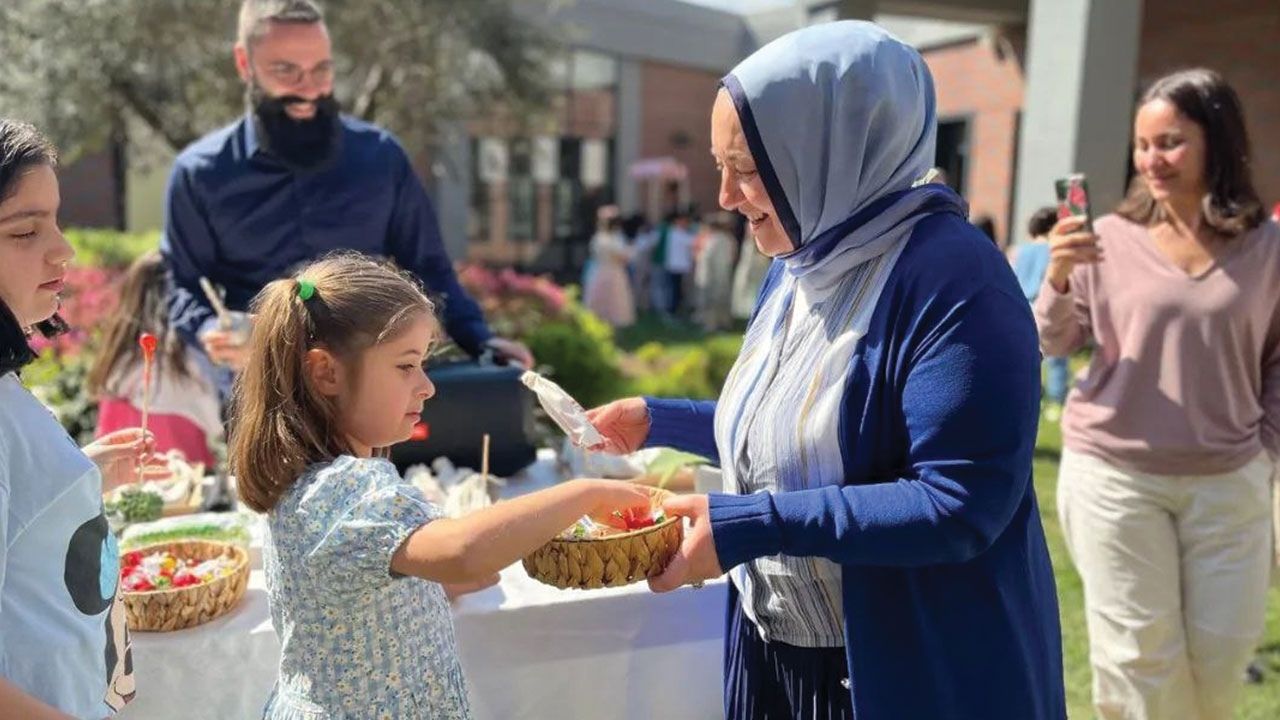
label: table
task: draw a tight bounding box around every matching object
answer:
[119,452,727,719]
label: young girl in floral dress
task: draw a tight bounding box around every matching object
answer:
[230,253,657,718]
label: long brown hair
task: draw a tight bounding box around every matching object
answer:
[1116,68,1265,237]
[87,250,192,397]
[229,252,435,512]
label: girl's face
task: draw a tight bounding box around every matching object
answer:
[0,165,73,327]
[1132,98,1209,207]
[312,312,437,458]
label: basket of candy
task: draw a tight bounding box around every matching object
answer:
[523,508,682,590]
[119,540,249,631]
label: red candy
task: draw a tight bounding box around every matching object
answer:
[139,332,158,358]
[172,570,200,588]
[617,507,656,530]
[123,573,154,593]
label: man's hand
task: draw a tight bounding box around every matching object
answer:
[201,330,251,371]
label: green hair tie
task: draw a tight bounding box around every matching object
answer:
[297,279,316,301]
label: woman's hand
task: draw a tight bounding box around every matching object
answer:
[648,493,724,593]
[1046,215,1102,293]
[84,429,162,492]
[585,397,651,455]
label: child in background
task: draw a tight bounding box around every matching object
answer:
[583,215,637,328]
[90,250,223,466]
[1009,207,1070,418]
[664,211,697,317]
[229,253,659,719]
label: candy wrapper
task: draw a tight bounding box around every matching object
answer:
[405,457,505,518]
[520,370,604,448]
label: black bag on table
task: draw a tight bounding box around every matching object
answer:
[389,357,538,477]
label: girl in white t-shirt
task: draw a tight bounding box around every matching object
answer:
[0,119,152,718]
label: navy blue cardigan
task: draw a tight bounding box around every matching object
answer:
[646,214,1066,719]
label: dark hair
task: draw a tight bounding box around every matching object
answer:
[620,213,647,240]
[229,252,436,512]
[1116,68,1264,237]
[1027,207,1058,238]
[238,0,324,48]
[0,119,64,377]
[972,214,997,245]
[87,250,193,399]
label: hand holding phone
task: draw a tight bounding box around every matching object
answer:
[1047,174,1102,292]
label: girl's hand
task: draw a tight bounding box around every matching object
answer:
[84,429,162,492]
[585,398,651,455]
[579,479,669,529]
[1046,215,1102,293]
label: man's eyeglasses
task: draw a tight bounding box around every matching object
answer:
[262,60,334,88]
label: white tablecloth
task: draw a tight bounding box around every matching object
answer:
[119,452,727,720]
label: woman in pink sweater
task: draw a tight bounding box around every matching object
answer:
[1035,68,1277,720]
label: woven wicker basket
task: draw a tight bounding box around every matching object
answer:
[122,540,249,632]
[523,516,683,590]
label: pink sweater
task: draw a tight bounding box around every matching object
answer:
[1034,214,1280,475]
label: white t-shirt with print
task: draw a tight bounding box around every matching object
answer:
[0,372,134,717]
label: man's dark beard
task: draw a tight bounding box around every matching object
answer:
[249,83,342,172]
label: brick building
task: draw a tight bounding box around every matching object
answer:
[452,0,752,273]
[754,0,1279,246]
[65,0,1280,260]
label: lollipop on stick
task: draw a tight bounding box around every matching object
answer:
[137,332,158,483]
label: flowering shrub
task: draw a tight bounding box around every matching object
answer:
[455,263,569,339]
[29,265,123,357]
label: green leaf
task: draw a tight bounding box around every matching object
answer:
[644,449,710,489]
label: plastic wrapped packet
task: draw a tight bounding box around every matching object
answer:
[520,371,604,448]
[405,460,504,518]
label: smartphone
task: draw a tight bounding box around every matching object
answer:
[1054,173,1094,233]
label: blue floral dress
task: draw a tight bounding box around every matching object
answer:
[261,455,471,719]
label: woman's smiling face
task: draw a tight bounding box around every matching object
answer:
[711,90,791,257]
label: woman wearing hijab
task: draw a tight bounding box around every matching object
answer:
[587,22,1064,720]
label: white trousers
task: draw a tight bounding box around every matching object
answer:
[1058,449,1273,720]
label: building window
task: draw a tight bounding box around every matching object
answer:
[555,138,581,238]
[468,138,490,242]
[464,46,619,271]
[508,138,536,243]
[936,118,970,198]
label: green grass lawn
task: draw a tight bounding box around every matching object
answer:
[613,313,745,353]
[1033,414,1280,718]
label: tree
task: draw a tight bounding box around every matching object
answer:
[0,0,558,165]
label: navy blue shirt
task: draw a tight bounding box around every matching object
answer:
[645,214,1065,719]
[161,114,492,354]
